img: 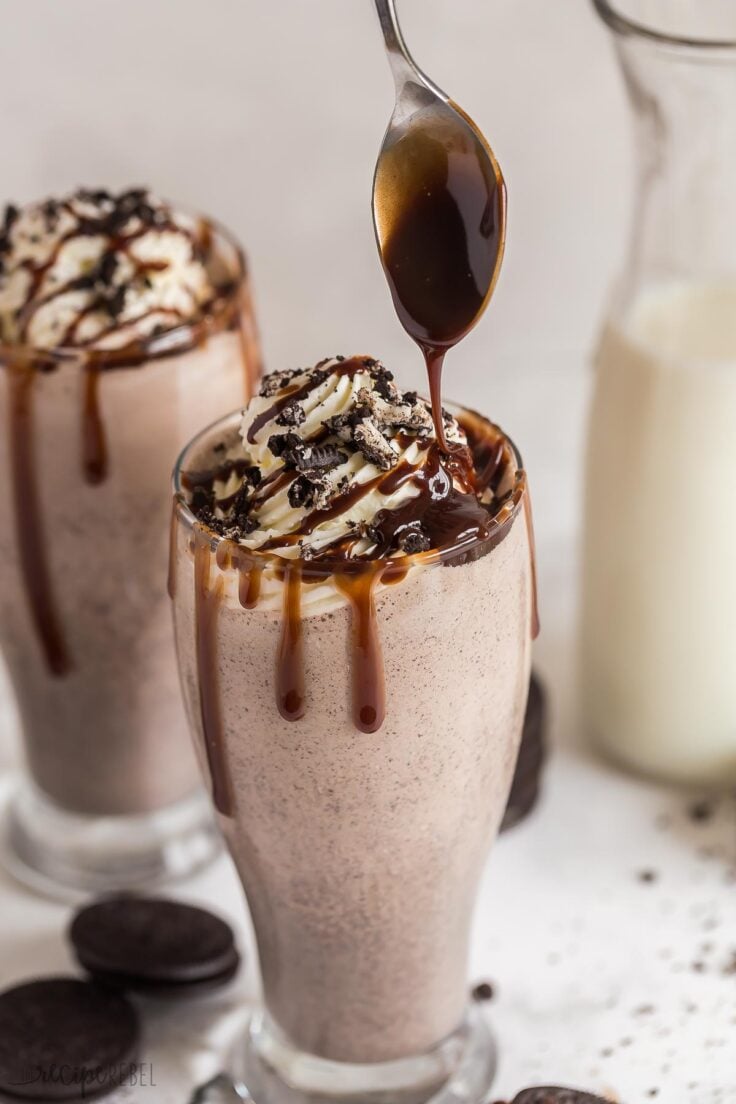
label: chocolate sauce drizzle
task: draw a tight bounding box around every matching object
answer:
[2,191,258,676]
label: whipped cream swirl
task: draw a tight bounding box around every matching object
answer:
[187,356,493,561]
[0,188,223,350]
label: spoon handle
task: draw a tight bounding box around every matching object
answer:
[372,0,445,99]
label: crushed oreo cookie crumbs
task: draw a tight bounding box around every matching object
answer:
[275,402,306,428]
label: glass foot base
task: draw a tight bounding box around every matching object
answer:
[0,776,221,902]
[232,1006,496,1104]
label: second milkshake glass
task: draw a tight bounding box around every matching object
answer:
[171,406,534,1104]
[0,219,260,896]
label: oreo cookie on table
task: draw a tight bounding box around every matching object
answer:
[69,895,240,998]
[0,977,139,1101]
[511,1090,613,1104]
[501,671,548,833]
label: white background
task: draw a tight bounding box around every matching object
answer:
[2,3,736,1103]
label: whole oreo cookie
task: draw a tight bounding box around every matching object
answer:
[501,671,548,832]
[512,1089,612,1104]
[0,977,139,1101]
[69,895,240,995]
[90,956,241,1000]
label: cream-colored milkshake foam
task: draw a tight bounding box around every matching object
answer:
[172,498,532,1062]
[0,188,221,349]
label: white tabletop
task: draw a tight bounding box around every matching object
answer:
[1,2,734,1102]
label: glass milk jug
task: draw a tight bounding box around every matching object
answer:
[581,1,736,784]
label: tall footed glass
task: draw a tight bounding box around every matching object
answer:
[170,405,534,1104]
[0,217,261,896]
[582,1,736,784]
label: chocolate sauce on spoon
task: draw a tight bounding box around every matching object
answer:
[371,0,506,449]
[375,120,506,450]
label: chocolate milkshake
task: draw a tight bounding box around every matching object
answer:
[0,188,260,893]
[171,357,534,1097]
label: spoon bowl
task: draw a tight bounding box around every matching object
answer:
[371,0,506,448]
[371,0,507,352]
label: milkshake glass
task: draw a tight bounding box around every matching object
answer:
[170,359,534,1104]
[0,189,261,895]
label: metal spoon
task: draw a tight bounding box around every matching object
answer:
[371,0,507,445]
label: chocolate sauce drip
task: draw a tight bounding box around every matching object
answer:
[82,369,108,484]
[336,568,386,734]
[167,504,179,600]
[376,125,506,447]
[277,562,305,722]
[193,529,233,817]
[426,349,450,453]
[213,538,264,611]
[7,369,71,675]
[381,561,410,586]
[239,563,262,609]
